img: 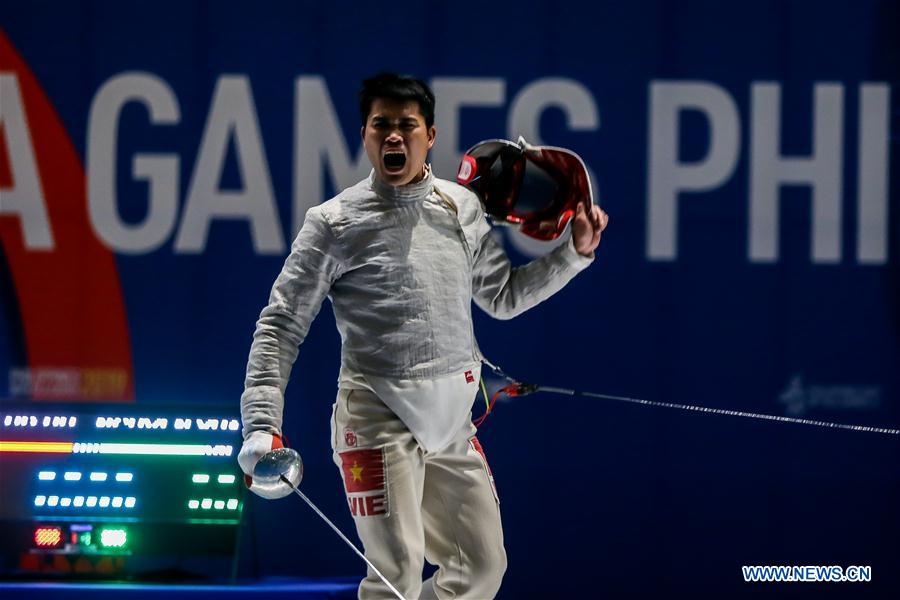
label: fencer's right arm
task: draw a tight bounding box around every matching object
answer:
[239,206,345,464]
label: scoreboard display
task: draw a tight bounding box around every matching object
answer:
[0,404,245,577]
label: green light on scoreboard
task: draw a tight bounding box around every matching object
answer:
[99,528,128,548]
[188,498,240,511]
[191,473,237,484]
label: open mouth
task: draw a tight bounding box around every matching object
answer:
[383,152,407,172]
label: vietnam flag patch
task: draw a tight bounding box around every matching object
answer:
[339,447,388,517]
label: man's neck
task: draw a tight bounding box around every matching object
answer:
[402,164,429,186]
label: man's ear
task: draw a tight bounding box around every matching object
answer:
[427,125,436,149]
[360,125,366,140]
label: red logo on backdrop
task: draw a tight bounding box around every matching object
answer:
[465,370,475,384]
[343,426,357,447]
[339,447,388,517]
[0,32,134,402]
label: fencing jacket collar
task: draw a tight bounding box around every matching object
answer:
[369,165,434,202]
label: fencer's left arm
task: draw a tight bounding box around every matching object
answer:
[471,227,594,320]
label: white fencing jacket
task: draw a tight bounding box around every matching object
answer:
[241,166,593,451]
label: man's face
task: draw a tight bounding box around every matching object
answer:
[362,98,436,187]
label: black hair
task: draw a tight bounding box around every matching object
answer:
[359,73,435,129]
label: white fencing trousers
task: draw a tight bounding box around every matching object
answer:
[330,387,507,599]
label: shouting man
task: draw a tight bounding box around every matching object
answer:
[238,73,608,599]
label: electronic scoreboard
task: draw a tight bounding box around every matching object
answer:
[0,403,244,578]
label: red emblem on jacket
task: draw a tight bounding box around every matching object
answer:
[343,426,357,447]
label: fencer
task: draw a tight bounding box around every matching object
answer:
[237,72,608,599]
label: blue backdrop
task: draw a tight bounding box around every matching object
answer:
[1,0,898,596]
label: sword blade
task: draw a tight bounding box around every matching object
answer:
[280,475,407,600]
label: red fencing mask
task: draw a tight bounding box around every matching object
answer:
[457,137,594,241]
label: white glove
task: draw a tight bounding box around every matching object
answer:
[237,431,284,496]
